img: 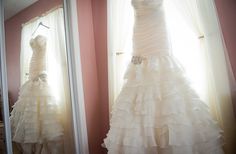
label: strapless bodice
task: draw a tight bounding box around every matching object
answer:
[132,0,170,56]
[132,0,163,11]
[29,35,47,80]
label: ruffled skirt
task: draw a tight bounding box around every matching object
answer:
[104,54,224,154]
[10,79,64,143]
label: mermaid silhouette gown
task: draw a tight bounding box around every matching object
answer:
[10,35,64,145]
[104,0,224,154]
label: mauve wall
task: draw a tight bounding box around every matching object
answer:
[5,0,62,105]
[215,0,236,113]
[91,0,109,151]
[215,0,236,75]
[76,0,105,153]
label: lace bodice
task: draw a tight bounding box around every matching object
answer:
[132,0,170,56]
[29,35,47,80]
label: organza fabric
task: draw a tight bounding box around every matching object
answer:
[10,35,63,144]
[104,0,224,153]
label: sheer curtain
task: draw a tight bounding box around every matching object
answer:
[21,7,74,153]
[197,1,236,152]
[107,0,134,110]
[166,0,236,152]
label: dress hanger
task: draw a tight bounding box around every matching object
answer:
[31,22,50,37]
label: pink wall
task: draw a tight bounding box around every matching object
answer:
[91,0,109,150]
[215,0,236,75]
[76,0,105,153]
[215,0,236,114]
[5,0,62,105]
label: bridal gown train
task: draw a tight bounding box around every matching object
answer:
[10,35,64,152]
[104,0,224,154]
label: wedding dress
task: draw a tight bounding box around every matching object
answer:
[104,0,224,154]
[10,35,64,152]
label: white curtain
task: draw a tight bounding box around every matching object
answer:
[196,1,236,152]
[107,0,134,110]
[164,1,208,103]
[21,8,74,154]
[165,0,236,153]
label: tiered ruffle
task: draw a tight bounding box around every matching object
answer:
[10,79,64,143]
[104,55,224,154]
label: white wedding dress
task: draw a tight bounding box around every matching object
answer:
[104,0,224,154]
[10,35,64,152]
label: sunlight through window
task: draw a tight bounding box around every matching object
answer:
[164,1,208,103]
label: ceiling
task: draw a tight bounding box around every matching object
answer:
[4,0,38,20]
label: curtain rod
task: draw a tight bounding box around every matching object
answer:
[22,5,63,27]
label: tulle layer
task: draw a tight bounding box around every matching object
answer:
[104,55,224,154]
[10,79,64,143]
[105,139,224,154]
